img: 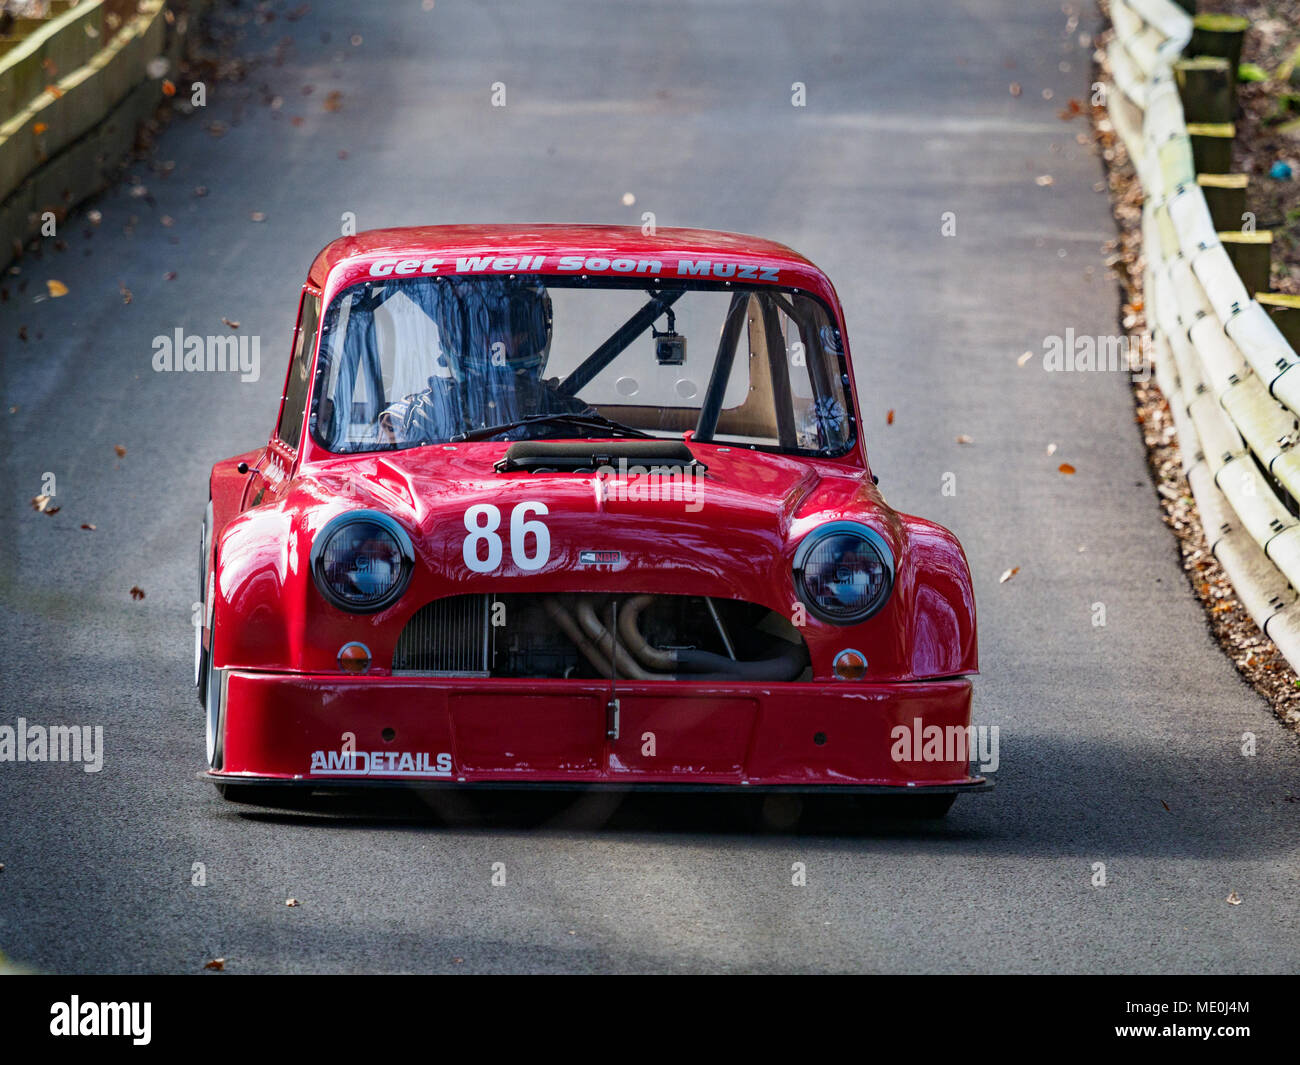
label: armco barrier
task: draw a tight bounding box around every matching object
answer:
[1106,0,1300,665]
[0,0,185,263]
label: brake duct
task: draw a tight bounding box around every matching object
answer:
[541,594,807,682]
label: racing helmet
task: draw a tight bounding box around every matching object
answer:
[492,282,553,376]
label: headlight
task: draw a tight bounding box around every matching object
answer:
[310,510,414,613]
[793,522,894,624]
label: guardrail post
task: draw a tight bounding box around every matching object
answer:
[1219,230,1274,299]
[1257,294,1300,350]
[1175,56,1235,122]
[1197,173,1249,231]
[1188,14,1251,74]
[1187,122,1235,173]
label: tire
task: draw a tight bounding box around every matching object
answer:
[203,618,224,770]
[196,502,213,704]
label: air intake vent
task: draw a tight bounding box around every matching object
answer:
[393,594,490,674]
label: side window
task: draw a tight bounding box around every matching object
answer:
[277,292,320,449]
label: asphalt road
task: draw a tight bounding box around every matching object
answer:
[0,0,1297,974]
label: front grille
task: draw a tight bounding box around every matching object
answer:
[393,594,490,674]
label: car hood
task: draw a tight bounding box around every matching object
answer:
[302,441,886,604]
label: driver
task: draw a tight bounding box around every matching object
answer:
[379,281,593,445]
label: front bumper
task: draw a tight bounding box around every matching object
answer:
[207,671,990,792]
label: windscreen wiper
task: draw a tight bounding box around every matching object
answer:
[449,412,654,443]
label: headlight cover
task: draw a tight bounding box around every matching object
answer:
[310,510,414,613]
[793,522,894,624]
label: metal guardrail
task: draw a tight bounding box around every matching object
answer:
[1106,0,1300,664]
[0,0,182,266]
[0,2,168,207]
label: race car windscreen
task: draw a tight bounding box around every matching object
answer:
[309,275,852,456]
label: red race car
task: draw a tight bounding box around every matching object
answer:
[198,225,984,815]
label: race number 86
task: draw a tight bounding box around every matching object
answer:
[463,502,550,572]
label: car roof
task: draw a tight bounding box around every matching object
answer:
[306,224,837,303]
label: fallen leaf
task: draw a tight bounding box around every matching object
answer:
[1009,82,1022,96]
[46,279,68,298]
[999,566,1020,584]
[290,115,305,127]
[886,409,895,425]
[118,281,132,305]
[163,271,177,281]
[1017,350,1034,367]
[1226,891,1242,906]
[33,122,48,136]
[161,215,174,227]
[162,79,176,97]
[81,523,96,531]
[1160,799,1170,811]
[250,212,266,223]
[46,84,63,100]
[221,317,241,329]
[956,434,973,444]
[130,586,145,600]
[1046,442,1058,456]
[323,90,343,112]
[203,958,226,971]
[87,210,102,226]
[30,495,52,512]
[1035,174,1055,187]
[1058,463,1076,475]
[286,898,300,907]
[114,445,127,458]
